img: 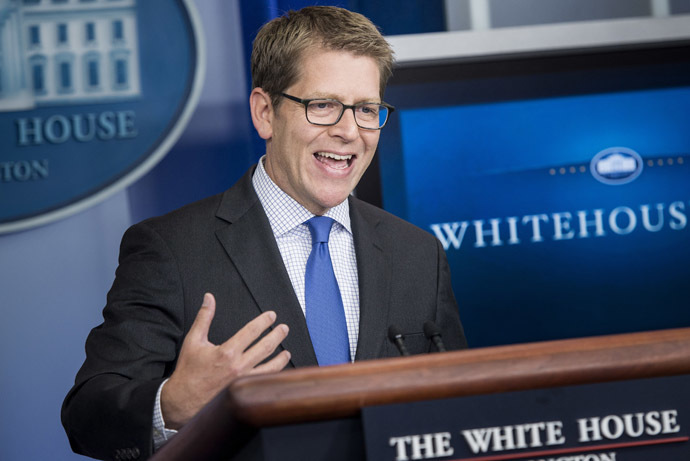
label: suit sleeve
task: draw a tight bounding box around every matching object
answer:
[435,237,468,350]
[61,221,186,460]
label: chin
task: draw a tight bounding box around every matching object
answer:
[313,191,351,212]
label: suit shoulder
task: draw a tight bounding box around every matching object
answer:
[351,197,438,244]
[129,192,225,239]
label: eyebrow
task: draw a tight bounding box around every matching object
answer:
[308,93,382,104]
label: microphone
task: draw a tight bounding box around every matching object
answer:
[387,325,410,356]
[423,321,447,352]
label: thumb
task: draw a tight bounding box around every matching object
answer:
[187,293,216,343]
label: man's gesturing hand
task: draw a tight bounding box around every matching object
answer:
[161,293,291,429]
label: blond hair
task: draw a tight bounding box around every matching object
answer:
[251,6,394,108]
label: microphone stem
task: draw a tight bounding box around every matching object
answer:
[396,337,410,356]
[431,335,446,352]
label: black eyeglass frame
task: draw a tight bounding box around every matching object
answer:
[280,92,395,130]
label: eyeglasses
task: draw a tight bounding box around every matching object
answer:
[281,93,394,130]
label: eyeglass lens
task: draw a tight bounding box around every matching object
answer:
[306,100,388,129]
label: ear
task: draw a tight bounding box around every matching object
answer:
[250,87,274,140]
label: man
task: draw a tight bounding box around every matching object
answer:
[62,6,466,460]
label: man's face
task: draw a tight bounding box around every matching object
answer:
[262,48,382,215]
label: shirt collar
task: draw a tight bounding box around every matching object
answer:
[252,156,352,236]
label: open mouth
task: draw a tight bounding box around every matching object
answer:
[314,152,354,170]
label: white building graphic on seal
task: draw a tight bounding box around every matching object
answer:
[0,0,140,112]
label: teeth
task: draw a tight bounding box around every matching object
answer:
[316,152,353,161]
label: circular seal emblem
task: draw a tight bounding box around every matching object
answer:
[590,147,644,185]
[0,0,205,233]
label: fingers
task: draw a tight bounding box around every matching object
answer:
[251,349,292,375]
[239,323,290,368]
[227,309,279,352]
[187,293,216,343]
[189,295,291,373]
[218,312,290,370]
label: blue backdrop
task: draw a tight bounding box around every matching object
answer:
[384,86,690,347]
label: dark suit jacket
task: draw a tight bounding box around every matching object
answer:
[62,166,466,460]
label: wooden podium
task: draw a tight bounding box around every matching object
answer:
[151,327,690,460]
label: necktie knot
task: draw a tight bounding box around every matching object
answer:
[307,216,334,244]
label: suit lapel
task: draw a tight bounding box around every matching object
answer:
[213,169,318,368]
[350,198,392,361]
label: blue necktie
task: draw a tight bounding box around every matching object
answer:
[304,216,350,366]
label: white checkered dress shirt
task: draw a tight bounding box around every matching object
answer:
[153,158,360,449]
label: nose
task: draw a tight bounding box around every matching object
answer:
[328,107,360,141]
